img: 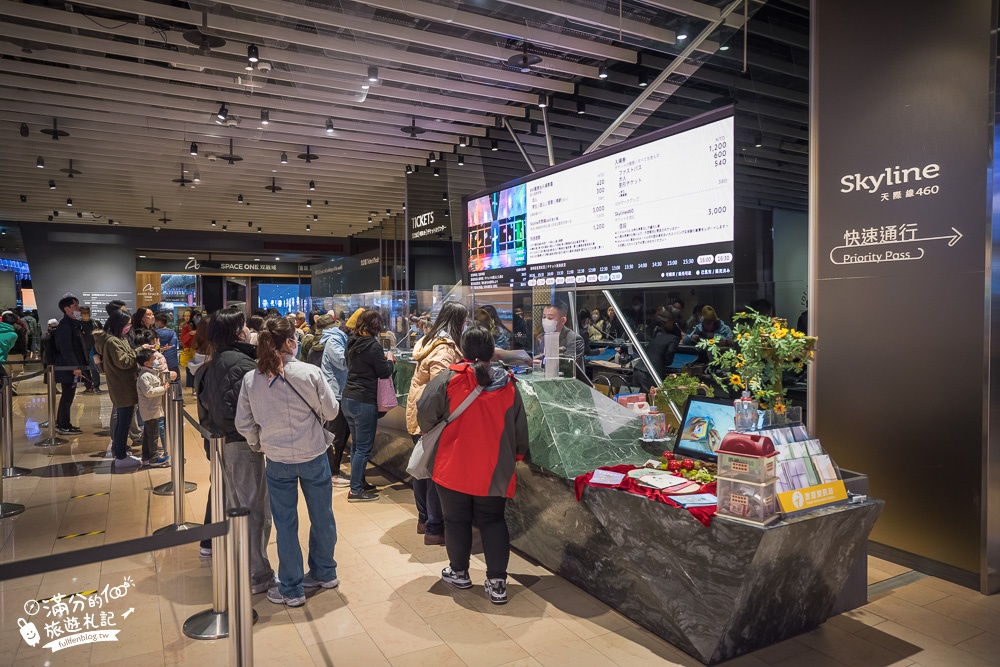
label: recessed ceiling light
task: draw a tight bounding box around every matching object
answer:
[275,257,280,261]
[719,44,730,51]
[361,83,370,90]
[247,44,259,63]
[188,256,194,260]
[36,157,44,168]
[254,258,260,261]
[139,255,146,258]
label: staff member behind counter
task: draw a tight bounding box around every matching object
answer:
[532,301,586,380]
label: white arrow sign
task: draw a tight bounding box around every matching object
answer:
[830,227,962,265]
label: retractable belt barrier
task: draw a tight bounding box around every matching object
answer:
[1,374,30,479]
[0,513,253,665]
[154,384,198,531]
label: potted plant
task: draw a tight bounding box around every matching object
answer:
[652,373,714,429]
[695,310,817,422]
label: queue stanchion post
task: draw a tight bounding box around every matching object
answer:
[1,374,30,478]
[153,387,199,533]
[36,365,67,447]
[0,433,26,518]
[184,436,231,639]
[153,382,197,497]
[227,507,255,667]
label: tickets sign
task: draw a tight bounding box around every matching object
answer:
[777,480,847,514]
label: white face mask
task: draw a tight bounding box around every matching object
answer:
[71,311,82,321]
[541,318,558,334]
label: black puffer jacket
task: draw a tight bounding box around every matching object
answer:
[196,342,256,441]
[343,334,394,404]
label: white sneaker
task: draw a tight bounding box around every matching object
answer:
[199,547,212,558]
[303,574,339,589]
[113,455,142,471]
[332,475,350,488]
[266,587,305,607]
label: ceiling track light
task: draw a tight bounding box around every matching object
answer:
[325,118,334,134]
[216,102,229,121]
[457,154,464,166]
[490,139,499,151]
[537,93,548,108]
[280,151,288,164]
[260,109,269,124]
[306,199,312,207]
[35,156,44,168]
[386,208,391,215]
[598,64,609,79]
[223,224,228,231]
[48,180,55,189]
[494,116,503,129]
[307,224,312,231]
[237,194,244,204]
[754,134,763,148]
[247,44,259,63]
[257,227,262,233]
[211,219,216,227]
[193,171,201,183]
[458,136,468,148]
[442,192,448,201]
[313,214,318,221]
[367,65,379,82]
[19,123,28,137]
[433,167,440,177]
[66,198,73,207]
[638,73,649,87]
[719,44,730,51]
[190,142,198,156]
[309,180,316,190]
[248,221,253,227]
[428,151,437,163]
[405,164,413,175]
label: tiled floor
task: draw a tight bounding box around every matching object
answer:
[0,374,998,666]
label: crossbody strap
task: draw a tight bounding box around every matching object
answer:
[443,384,483,426]
[281,373,326,428]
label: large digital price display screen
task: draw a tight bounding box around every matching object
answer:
[464,111,734,289]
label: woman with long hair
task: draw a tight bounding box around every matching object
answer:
[181,309,202,389]
[480,305,511,351]
[416,326,528,605]
[341,310,395,502]
[93,310,147,470]
[198,307,274,594]
[236,316,340,607]
[128,307,156,345]
[406,301,468,545]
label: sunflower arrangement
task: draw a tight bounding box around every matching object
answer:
[695,310,817,412]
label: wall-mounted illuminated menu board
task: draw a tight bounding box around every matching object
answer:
[463,109,735,289]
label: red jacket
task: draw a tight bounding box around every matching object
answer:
[416,362,529,498]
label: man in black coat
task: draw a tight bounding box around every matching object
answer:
[54,295,88,434]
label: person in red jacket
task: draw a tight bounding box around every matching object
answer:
[416,326,529,605]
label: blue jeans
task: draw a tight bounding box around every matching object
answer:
[112,405,135,459]
[341,397,378,494]
[265,453,338,598]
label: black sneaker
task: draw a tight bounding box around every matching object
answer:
[363,482,377,492]
[484,578,508,605]
[347,490,379,503]
[441,567,473,589]
[68,426,83,433]
[55,427,76,435]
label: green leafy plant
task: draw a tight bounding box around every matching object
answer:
[695,310,817,412]
[653,373,714,414]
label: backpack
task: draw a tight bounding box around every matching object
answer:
[41,332,57,366]
[306,336,326,367]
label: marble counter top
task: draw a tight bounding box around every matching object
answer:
[391,359,655,479]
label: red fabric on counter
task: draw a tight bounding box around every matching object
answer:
[574,464,718,527]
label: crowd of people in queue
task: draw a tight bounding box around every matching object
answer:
[39,296,527,608]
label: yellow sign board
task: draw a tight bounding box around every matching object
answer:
[777,480,848,514]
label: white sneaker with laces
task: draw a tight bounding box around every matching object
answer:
[303,574,339,589]
[266,587,305,607]
[113,455,142,471]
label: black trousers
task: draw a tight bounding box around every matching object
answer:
[436,484,510,580]
[325,409,351,474]
[57,382,75,429]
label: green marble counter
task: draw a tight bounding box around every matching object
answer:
[391,358,655,479]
